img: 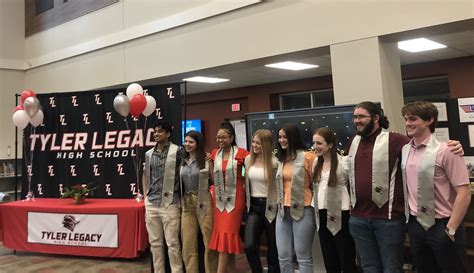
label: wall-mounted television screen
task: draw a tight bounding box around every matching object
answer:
[182,119,202,142]
[245,105,358,152]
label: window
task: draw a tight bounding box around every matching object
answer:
[280,89,334,110]
[403,76,449,103]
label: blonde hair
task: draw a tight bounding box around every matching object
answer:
[249,129,274,184]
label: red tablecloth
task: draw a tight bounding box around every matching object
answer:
[0,198,148,258]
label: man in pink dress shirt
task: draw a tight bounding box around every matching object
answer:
[401,101,471,273]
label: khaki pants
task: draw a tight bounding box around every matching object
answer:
[145,199,183,273]
[181,191,217,273]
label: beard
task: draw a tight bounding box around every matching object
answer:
[356,118,375,137]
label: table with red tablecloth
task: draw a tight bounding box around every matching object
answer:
[0,198,148,258]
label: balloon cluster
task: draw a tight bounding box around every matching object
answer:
[113,83,156,118]
[113,83,156,203]
[12,90,44,129]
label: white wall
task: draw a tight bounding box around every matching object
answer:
[0,0,473,157]
[0,0,24,69]
[23,0,473,92]
[0,0,24,159]
[0,69,25,158]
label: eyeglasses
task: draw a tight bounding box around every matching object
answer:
[353,115,372,120]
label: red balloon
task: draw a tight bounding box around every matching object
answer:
[129,94,147,118]
[14,105,24,112]
[20,90,36,105]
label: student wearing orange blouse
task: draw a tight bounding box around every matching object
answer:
[274,123,316,273]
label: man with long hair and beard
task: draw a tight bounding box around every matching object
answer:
[346,101,462,273]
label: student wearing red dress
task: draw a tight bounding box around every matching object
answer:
[209,122,249,273]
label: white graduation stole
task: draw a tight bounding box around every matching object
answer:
[214,146,239,212]
[313,154,344,236]
[275,151,306,220]
[348,131,390,208]
[401,135,440,230]
[245,156,279,222]
[161,143,178,208]
[180,161,210,219]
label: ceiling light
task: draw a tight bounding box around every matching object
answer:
[183,76,229,83]
[265,61,319,71]
[398,38,447,53]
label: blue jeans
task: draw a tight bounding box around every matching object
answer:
[348,215,405,273]
[276,207,316,273]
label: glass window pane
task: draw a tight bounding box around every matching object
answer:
[312,90,334,107]
[403,77,449,103]
[281,93,312,110]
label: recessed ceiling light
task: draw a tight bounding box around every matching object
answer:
[398,38,447,53]
[265,61,319,71]
[182,76,229,83]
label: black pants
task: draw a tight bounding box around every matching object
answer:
[407,215,470,273]
[318,209,357,273]
[244,197,280,273]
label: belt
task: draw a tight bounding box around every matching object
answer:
[250,197,267,202]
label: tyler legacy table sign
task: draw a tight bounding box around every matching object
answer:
[0,198,148,258]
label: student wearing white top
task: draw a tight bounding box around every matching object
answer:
[312,127,356,273]
[244,129,280,273]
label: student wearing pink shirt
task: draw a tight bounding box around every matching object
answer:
[401,101,471,273]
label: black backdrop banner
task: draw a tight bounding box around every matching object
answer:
[21,83,182,199]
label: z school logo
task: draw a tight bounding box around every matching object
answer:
[49,97,56,107]
[59,184,64,195]
[83,113,91,125]
[460,104,474,113]
[27,165,33,177]
[48,165,55,176]
[155,108,163,119]
[106,112,113,123]
[71,96,79,107]
[62,215,80,232]
[130,183,137,195]
[117,164,125,175]
[93,165,100,176]
[60,115,67,126]
[167,87,175,99]
[94,94,102,105]
[37,184,43,195]
[70,165,78,176]
[105,184,112,196]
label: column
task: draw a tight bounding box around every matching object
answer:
[331,37,405,133]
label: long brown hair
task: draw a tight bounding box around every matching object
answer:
[183,130,206,170]
[249,129,274,184]
[276,123,306,162]
[312,127,338,187]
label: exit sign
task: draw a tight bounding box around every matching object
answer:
[231,103,240,112]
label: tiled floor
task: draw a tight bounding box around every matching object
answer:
[0,243,150,273]
[0,243,255,273]
[0,243,418,273]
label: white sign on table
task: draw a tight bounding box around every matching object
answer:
[27,212,118,247]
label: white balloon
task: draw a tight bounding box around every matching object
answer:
[12,110,30,129]
[126,83,143,99]
[143,96,157,117]
[30,110,44,127]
